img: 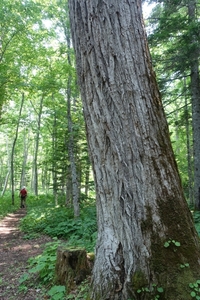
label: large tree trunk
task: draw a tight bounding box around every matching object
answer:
[68,1,200,299]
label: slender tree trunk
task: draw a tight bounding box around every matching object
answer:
[65,21,80,217]
[1,132,11,197]
[52,108,58,205]
[188,0,200,210]
[84,158,90,198]
[65,172,72,207]
[69,1,200,299]
[11,92,24,205]
[1,170,10,197]
[20,126,29,188]
[66,87,80,217]
[31,95,44,196]
[184,76,194,205]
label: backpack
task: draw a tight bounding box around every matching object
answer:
[20,188,27,196]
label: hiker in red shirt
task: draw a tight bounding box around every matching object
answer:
[19,186,27,208]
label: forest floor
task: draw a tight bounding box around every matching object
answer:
[0,209,52,300]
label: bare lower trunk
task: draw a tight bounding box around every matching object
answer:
[65,24,80,218]
[1,170,10,197]
[20,126,29,188]
[69,1,200,299]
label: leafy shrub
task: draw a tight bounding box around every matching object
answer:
[20,198,97,252]
[28,239,62,284]
[0,192,21,220]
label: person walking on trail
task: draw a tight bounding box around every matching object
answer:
[19,186,27,208]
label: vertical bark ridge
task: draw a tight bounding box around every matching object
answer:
[69,0,200,299]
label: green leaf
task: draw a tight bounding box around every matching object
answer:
[164,242,170,248]
[48,285,66,296]
[19,273,29,284]
[157,287,164,293]
[175,241,181,247]
[184,263,189,267]
[191,291,196,297]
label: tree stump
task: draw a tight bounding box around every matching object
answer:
[55,247,92,290]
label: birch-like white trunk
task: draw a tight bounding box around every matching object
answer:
[69,1,200,299]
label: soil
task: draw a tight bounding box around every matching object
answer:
[0,209,52,300]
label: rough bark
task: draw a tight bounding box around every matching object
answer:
[68,0,200,299]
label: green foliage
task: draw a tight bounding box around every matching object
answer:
[20,195,97,252]
[137,283,164,299]
[0,193,20,219]
[193,211,200,236]
[189,280,200,299]
[29,240,59,284]
[47,285,66,300]
[19,238,63,286]
[180,263,190,269]
[19,238,91,299]
[164,239,181,248]
[147,0,199,203]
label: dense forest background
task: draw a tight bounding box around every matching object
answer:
[0,0,199,209]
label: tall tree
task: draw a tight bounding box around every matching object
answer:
[69,0,200,299]
[147,0,200,207]
[188,0,200,209]
[31,94,44,196]
[10,93,25,204]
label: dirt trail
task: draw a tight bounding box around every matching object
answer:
[0,209,52,299]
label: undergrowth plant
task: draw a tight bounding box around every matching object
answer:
[20,200,97,252]
[189,280,200,299]
[0,192,21,219]
[19,238,91,299]
[18,194,96,299]
[19,239,62,286]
